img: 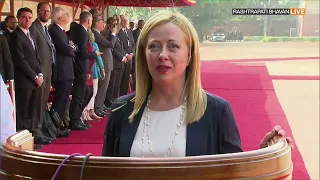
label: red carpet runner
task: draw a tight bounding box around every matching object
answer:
[39,61,310,179]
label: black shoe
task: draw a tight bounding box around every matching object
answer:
[103,107,110,111]
[102,105,109,111]
[95,111,105,117]
[32,129,54,143]
[100,110,108,115]
[96,107,108,115]
[58,128,71,137]
[34,144,43,150]
[44,135,56,141]
[69,120,88,130]
[80,120,91,128]
[34,136,52,145]
[103,109,110,115]
[103,105,111,111]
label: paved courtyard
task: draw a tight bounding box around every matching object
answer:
[200,42,319,179]
[200,42,319,60]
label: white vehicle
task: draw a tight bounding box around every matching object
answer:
[212,32,226,42]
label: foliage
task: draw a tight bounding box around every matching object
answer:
[243,36,320,42]
[106,0,302,38]
[261,36,319,42]
[107,6,174,21]
[179,0,237,41]
[178,0,302,39]
[232,0,301,36]
[243,36,265,41]
[233,0,300,21]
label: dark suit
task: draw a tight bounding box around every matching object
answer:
[117,28,135,95]
[132,28,141,45]
[48,23,76,120]
[0,35,14,82]
[2,29,12,41]
[30,19,56,128]
[69,24,97,124]
[102,29,127,107]
[102,92,243,157]
[132,28,141,91]
[9,27,42,134]
[92,29,116,112]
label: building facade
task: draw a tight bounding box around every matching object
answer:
[299,0,319,36]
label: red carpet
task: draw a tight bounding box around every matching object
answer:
[39,61,310,179]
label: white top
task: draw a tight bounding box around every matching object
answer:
[130,105,187,157]
[0,78,16,144]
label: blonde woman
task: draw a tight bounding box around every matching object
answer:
[102,11,292,157]
[81,28,105,121]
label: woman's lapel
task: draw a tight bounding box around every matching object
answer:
[186,111,211,156]
[119,97,148,156]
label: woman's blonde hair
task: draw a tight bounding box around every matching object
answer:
[87,28,95,42]
[129,10,207,124]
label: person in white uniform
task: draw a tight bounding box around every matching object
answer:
[102,11,293,157]
[0,76,16,144]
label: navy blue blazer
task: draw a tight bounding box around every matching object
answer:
[102,92,243,157]
[48,23,76,81]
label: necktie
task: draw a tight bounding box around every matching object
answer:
[26,32,35,50]
[44,26,51,41]
[123,29,130,46]
[44,26,55,64]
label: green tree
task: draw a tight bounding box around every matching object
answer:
[179,0,249,41]
[179,0,300,38]
[107,6,169,21]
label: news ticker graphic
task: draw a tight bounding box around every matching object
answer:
[232,8,306,15]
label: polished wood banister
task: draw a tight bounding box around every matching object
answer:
[0,130,292,180]
[6,130,34,151]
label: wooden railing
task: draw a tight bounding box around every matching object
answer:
[0,130,292,180]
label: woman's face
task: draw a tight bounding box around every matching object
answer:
[145,22,189,85]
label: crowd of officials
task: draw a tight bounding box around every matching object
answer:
[0,2,144,149]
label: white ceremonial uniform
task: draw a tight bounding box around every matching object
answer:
[0,76,16,144]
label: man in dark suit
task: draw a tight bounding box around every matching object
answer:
[2,15,17,41]
[69,11,102,130]
[0,35,14,83]
[117,15,135,96]
[30,2,56,134]
[102,17,128,109]
[129,21,135,31]
[66,21,77,38]
[132,20,144,45]
[49,7,75,122]
[91,15,117,117]
[9,7,51,145]
[131,19,144,91]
